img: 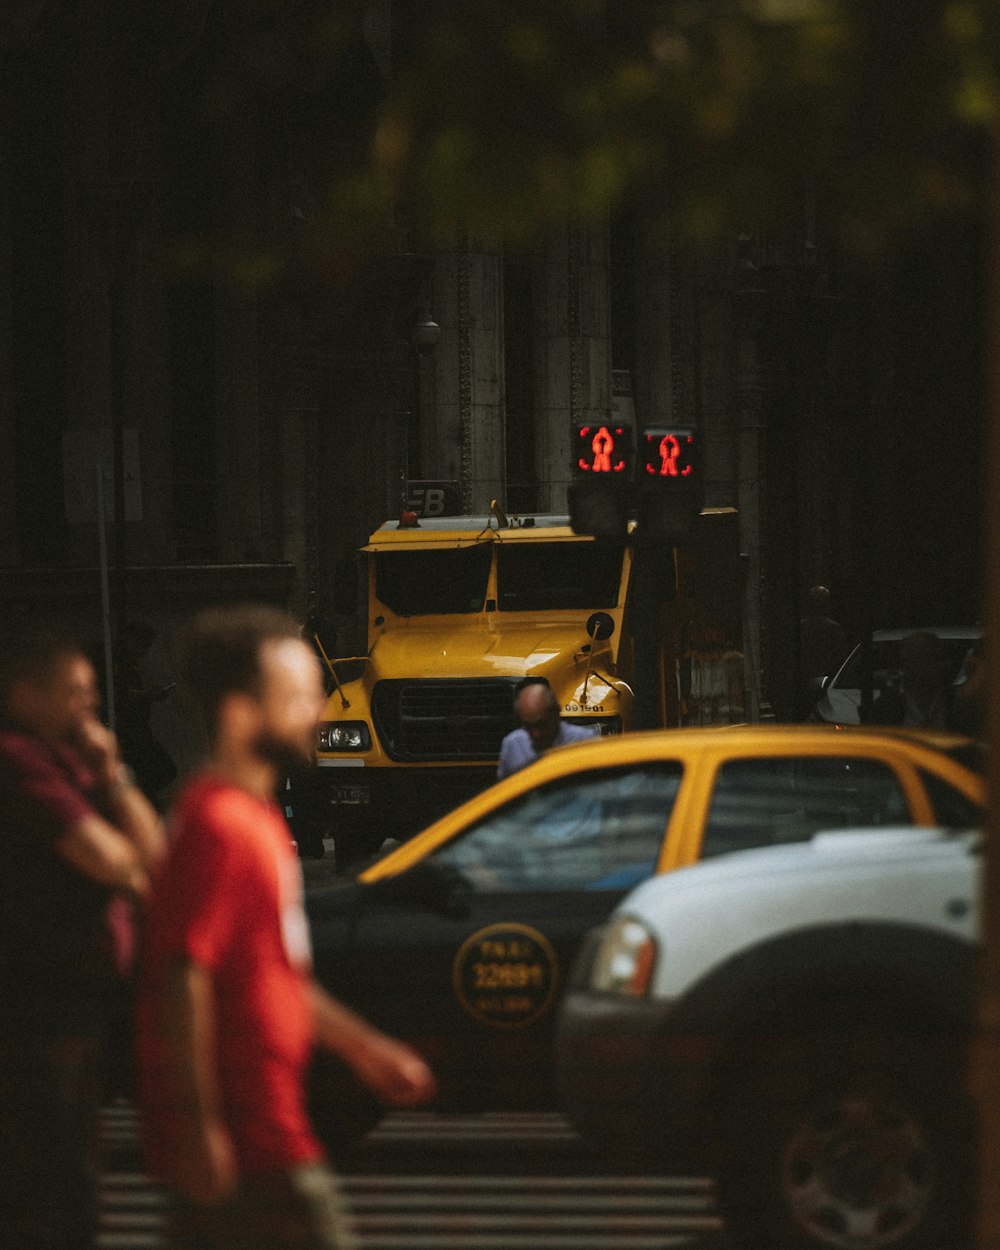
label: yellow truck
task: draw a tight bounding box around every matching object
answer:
[306,507,745,868]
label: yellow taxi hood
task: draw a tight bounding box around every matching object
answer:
[368,620,603,677]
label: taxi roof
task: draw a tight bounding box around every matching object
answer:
[358,721,984,884]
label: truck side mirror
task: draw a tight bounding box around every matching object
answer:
[586,612,615,642]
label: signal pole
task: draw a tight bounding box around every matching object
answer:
[569,420,702,729]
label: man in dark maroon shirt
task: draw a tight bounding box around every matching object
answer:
[0,623,164,1250]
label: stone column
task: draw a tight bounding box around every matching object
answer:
[61,1,176,572]
[426,237,505,514]
[534,225,611,514]
[633,252,674,429]
[0,72,16,564]
[734,278,769,720]
[212,106,267,564]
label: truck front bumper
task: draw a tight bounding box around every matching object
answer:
[302,760,499,857]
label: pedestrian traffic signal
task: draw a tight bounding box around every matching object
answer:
[569,421,703,539]
[637,426,703,538]
[573,421,633,478]
[640,428,698,481]
[569,420,633,539]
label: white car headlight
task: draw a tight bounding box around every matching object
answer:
[590,915,657,997]
[317,722,372,751]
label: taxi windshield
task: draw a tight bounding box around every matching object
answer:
[496,540,624,611]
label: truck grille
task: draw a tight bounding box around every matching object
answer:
[372,678,521,762]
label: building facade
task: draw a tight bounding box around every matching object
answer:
[0,1,984,750]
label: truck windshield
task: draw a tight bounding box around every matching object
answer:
[375,546,492,615]
[496,541,624,611]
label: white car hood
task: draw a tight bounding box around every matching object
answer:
[615,828,980,998]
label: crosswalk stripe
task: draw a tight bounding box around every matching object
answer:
[341,1237,700,1249]
[344,1174,714,1191]
[96,1237,164,1249]
[348,1197,719,1215]
[353,1213,723,1229]
[97,1104,723,1249]
[367,1111,581,1142]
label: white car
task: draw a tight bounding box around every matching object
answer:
[812,625,980,724]
[556,827,979,1250]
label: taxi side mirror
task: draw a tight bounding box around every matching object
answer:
[366,861,471,919]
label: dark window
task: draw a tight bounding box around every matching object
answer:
[702,756,910,858]
[503,254,536,512]
[918,768,983,830]
[938,742,986,777]
[497,542,624,611]
[374,546,492,615]
[429,764,683,891]
[833,636,977,698]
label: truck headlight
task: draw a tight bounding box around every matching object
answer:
[590,916,657,997]
[317,722,372,751]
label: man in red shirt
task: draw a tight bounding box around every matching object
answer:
[138,606,436,1250]
[0,622,165,1250]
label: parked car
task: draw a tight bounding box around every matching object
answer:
[304,724,983,1151]
[556,826,979,1250]
[811,625,980,725]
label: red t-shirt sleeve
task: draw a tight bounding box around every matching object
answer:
[156,792,255,969]
[0,734,94,843]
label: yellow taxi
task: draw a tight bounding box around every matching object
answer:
[305,724,983,1139]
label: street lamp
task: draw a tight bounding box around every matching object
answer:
[403,305,440,507]
[411,313,441,355]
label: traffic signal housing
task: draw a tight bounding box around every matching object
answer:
[637,426,703,540]
[568,421,703,541]
[568,420,633,540]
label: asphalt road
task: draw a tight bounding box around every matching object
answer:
[98,1102,729,1249]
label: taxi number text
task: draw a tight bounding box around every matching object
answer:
[472,961,546,990]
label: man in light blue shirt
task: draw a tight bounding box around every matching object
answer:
[497,678,598,780]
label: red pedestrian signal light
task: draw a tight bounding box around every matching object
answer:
[640,428,698,479]
[574,422,633,477]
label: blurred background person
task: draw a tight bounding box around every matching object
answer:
[0,621,164,1250]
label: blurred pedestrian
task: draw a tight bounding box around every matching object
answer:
[0,621,164,1250]
[497,677,598,780]
[794,584,848,719]
[136,605,436,1250]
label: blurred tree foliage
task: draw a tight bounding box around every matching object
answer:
[315,0,1000,264]
[86,0,1000,275]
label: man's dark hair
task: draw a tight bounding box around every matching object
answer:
[177,605,301,739]
[0,619,86,705]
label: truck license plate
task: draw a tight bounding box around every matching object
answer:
[334,785,369,806]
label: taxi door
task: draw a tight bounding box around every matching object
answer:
[323,760,684,1110]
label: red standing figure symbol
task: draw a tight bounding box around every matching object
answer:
[653,433,693,477]
[591,426,614,473]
